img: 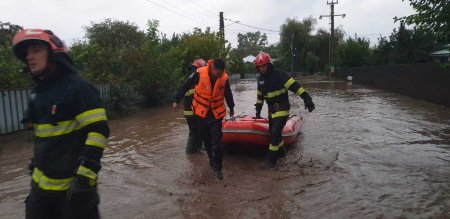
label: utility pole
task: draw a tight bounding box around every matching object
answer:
[219,12,225,59]
[320,0,345,74]
[291,33,294,75]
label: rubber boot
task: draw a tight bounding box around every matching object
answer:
[205,147,214,168]
[194,137,203,152]
[213,168,223,180]
[212,148,223,180]
[278,146,286,158]
[265,150,278,168]
[185,135,197,154]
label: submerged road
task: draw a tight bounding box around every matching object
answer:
[1,80,450,218]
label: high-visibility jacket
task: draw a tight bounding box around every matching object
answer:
[255,67,309,118]
[174,72,196,117]
[28,71,109,191]
[192,65,229,119]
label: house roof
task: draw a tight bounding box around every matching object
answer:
[430,49,450,57]
[243,55,256,63]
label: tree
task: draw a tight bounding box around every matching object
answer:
[236,31,268,57]
[396,0,450,44]
[372,21,439,65]
[178,27,226,72]
[305,52,319,75]
[336,37,372,68]
[0,21,30,89]
[278,17,315,72]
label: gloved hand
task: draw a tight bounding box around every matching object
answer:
[305,101,315,112]
[172,102,179,112]
[254,112,262,119]
[27,160,34,175]
[66,175,98,208]
[229,109,235,117]
[300,92,315,112]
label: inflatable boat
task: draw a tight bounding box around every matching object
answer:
[222,114,303,147]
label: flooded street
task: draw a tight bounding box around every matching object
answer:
[1,79,450,218]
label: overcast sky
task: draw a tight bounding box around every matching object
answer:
[1,0,416,48]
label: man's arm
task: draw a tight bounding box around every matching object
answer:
[281,72,315,112]
[224,79,235,115]
[173,72,199,111]
[72,83,110,187]
[255,85,264,118]
[174,72,196,104]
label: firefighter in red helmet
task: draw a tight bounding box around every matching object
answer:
[173,59,207,153]
[254,51,315,168]
[13,29,109,219]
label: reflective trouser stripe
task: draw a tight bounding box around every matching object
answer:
[77,165,97,186]
[269,141,284,152]
[32,167,73,191]
[184,110,194,116]
[271,110,289,119]
[296,87,306,96]
[256,99,263,104]
[185,89,195,96]
[85,132,107,148]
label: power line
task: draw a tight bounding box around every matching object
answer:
[194,0,220,16]
[227,29,280,35]
[159,0,216,26]
[224,18,280,33]
[144,0,211,28]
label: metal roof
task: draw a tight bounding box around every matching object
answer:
[430,49,450,57]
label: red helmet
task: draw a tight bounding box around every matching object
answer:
[12,29,67,62]
[192,59,206,68]
[254,51,272,66]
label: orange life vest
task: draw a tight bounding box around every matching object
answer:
[192,64,228,119]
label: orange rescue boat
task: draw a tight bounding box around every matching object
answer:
[222,114,304,147]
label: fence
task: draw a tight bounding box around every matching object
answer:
[0,84,111,135]
[342,63,450,107]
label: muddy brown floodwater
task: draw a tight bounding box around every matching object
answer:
[1,80,450,218]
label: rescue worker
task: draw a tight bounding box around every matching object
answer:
[191,59,235,180]
[254,51,315,168]
[173,59,207,153]
[12,29,109,219]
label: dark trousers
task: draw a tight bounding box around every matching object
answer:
[197,117,223,171]
[186,116,201,147]
[25,182,99,219]
[268,116,288,151]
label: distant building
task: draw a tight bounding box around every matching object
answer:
[242,54,277,63]
[430,44,450,64]
[243,55,256,63]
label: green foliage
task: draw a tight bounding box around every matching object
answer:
[372,21,439,65]
[0,21,31,89]
[227,48,255,77]
[277,17,344,73]
[396,0,450,44]
[278,17,316,72]
[236,31,268,57]
[178,27,224,69]
[103,84,139,118]
[336,37,372,68]
[305,52,320,75]
[71,19,184,107]
[227,31,270,76]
